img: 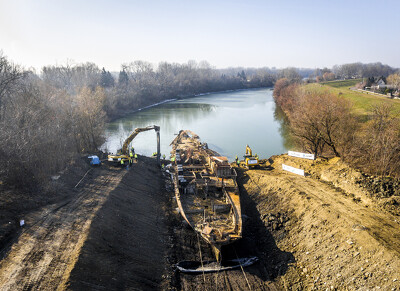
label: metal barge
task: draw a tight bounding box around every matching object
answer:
[170,130,242,261]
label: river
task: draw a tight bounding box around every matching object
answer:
[102,88,290,161]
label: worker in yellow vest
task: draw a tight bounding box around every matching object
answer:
[120,159,125,167]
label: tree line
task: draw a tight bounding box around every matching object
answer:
[0,54,106,189]
[273,78,400,177]
[42,60,277,120]
[332,62,396,79]
[304,62,399,83]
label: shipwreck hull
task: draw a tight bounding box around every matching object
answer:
[171,130,242,260]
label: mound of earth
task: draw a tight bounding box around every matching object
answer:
[237,154,400,290]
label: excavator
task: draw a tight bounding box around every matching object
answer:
[108,125,161,165]
[243,144,259,169]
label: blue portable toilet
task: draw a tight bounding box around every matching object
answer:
[88,155,101,166]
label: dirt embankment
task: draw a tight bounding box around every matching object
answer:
[239,155,400,290]
[67,157,170,290]
[0,156,171,290]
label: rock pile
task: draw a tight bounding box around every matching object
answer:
[357,175,400,198]
[262,212,289,231]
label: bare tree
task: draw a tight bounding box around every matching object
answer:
[354,104,400,177]
[323,72,335,81]
[0,52,23,119]
[42,62,101,94]
[387,73,400,90]
[277,67,301,82]
[74,86,106,151]
[288,89,356,157]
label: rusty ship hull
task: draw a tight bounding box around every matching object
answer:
[170,130,242,260]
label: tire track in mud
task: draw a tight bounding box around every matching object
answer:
[0,168,126,291]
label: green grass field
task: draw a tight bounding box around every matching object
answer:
[306,79,400,118]
[320,79,360,88]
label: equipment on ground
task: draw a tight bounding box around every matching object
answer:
[108,125,161,165]
[88,155,101,166]
[243,145,259,168]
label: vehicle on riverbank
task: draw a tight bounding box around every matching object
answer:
[170,130,242,261]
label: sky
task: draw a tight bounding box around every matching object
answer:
[1,0,399,71]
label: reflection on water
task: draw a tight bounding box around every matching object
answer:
[273,105,293,150]
[102,88,289,161]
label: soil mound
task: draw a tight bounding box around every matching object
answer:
[238,154,400,290]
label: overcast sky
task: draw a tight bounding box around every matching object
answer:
[1,0,399,71]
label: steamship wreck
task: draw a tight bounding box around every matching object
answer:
[170,130,242,260]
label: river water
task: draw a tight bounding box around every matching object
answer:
[102,88,290,161]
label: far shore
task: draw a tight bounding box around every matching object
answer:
[107,86,272,122]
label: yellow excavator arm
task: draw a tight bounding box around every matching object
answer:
[245,145,252,157]
[121,125,160,155]
[108,125,161,165]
